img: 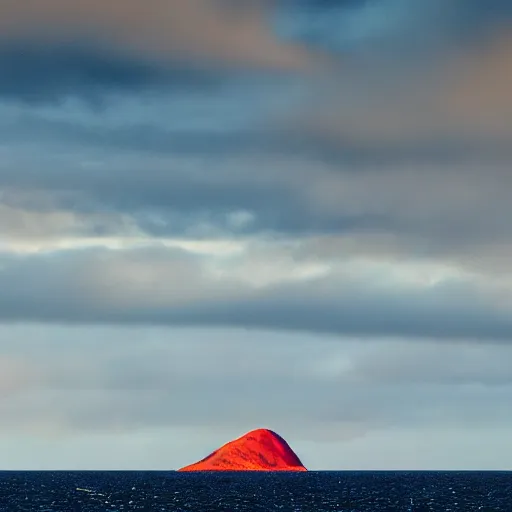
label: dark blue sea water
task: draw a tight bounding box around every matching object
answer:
[0,471,510,511]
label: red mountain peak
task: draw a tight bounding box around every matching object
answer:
[178,428,307,472]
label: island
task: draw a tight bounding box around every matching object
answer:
[178,428,307,472]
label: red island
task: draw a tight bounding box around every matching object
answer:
[178,428,307,472]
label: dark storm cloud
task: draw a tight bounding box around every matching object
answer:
[0,41,227,105]
[0,0,325,105]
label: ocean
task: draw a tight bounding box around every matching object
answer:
[0,471,510,511]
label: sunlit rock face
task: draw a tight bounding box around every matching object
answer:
[178,429,307,472]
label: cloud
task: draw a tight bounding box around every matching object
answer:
[0,0,330,105]
[286,0,512,54]
[287,18,512,157]
[0,41,224,105]
[0,202,140,249]
[3,145,512,267]
[443,32,512,140]
[0,0,510,259]
[343,340,512,386]
[0,356,36,397]
[1,243,512,341]
[0,0,318,71]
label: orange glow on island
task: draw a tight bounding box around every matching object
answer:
[178,428,307,472]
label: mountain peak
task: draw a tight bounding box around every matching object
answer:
[178,428,307,472]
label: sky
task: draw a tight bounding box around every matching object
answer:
[1,0,512,470]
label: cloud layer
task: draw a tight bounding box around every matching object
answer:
[1,0,512,469]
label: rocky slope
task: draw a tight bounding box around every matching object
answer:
[178,428,307,472]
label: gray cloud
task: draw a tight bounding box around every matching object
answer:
[0,0,320,71]
[0,42,221,105]
[1,326,511,448]
[285,0,512,54]
[271,1,512,166]
[2,147,512,265]
[0,0,510,259]
[0,0,326,107]
[1,245,512,341]
[1,29,511,260]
